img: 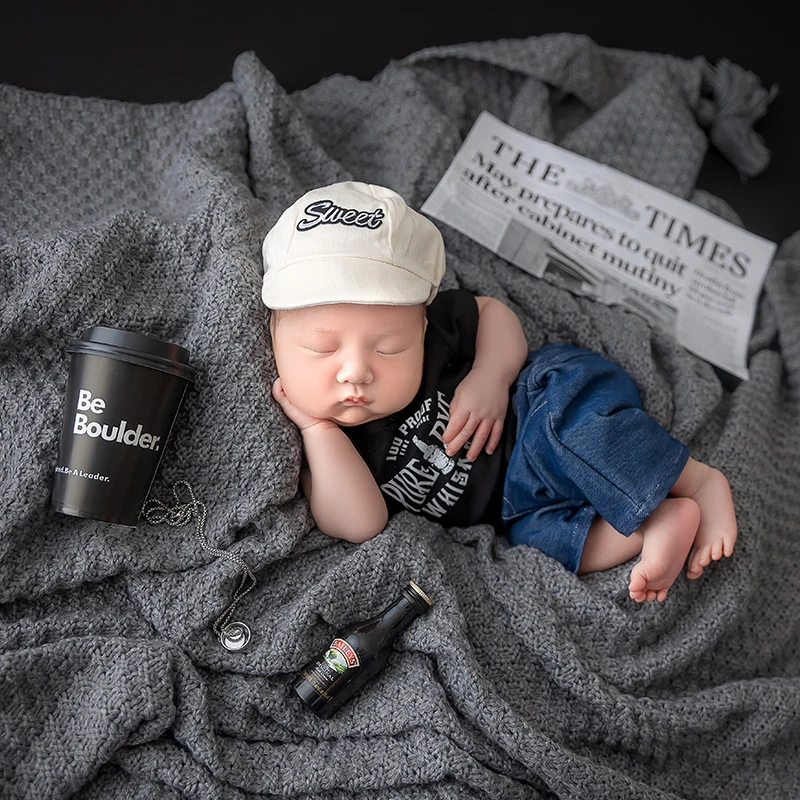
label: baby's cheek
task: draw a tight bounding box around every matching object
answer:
[397,357,424,407]
[293,369,331,412]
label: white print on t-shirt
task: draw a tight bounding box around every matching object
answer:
[381,391,474,518]
[412,435,454,474]
[387,397,433,461]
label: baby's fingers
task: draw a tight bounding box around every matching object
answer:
[444,413,477,456]
[465,419,494,461]
[442,404,469,446]
[485,419,505,456]
[272,378,298,418]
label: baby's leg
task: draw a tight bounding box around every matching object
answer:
[670,457,737,579]
[579,499,700,602]
[578,518,643,574]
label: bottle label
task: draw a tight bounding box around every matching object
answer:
[324,638,360,672]
[299,637,361,703]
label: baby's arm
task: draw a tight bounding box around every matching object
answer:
[299,425,388,542]
[272,378,387,542]
[442,296,529,460]
[473,296,529,384]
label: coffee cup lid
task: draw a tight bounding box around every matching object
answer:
[67,326,196,382]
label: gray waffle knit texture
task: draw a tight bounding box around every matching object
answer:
[2,34,799,799]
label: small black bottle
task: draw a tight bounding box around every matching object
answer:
[293,580,432,718]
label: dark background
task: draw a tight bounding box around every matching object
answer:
[1,6,797,245]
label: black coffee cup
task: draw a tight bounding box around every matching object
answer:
[51,326,196,526]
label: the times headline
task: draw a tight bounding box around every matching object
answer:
[421,111,777,379]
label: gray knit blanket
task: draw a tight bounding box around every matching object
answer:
[3,34,799,799]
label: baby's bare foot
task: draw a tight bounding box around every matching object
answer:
[686,467,737,580]
[629,497,700,603]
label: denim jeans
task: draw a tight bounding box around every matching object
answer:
[501,343,689,572]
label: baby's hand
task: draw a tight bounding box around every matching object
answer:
[272,378,336,432]
[441,367,508,461]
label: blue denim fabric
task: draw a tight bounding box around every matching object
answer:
[501,343,689,572]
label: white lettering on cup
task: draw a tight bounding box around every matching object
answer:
[77,388,105,414]
[72,389,161,450]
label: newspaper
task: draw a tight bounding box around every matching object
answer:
[421,112,778,380]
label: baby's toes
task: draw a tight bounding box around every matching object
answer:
[711,539,724,561]
[686,546,709,579]
[629,568,649,602]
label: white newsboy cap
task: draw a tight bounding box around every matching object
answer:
[261,181,445,309]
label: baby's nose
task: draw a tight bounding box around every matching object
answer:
[337,356,373,385]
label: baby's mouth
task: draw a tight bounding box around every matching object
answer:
[342,396,370,406]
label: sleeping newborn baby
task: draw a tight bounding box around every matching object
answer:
[264,181,738,602]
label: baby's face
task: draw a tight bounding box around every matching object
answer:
[272,303,426,427]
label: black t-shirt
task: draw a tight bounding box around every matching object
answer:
[344,289,517,528]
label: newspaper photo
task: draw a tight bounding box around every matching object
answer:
[421,111,778,380]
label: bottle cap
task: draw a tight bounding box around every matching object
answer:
[406,580,433,610]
